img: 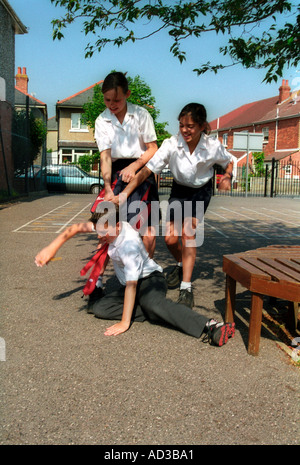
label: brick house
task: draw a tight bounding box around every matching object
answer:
[14,66,47,168]
[210,80,300,178]
[0,0,27,195]
[15,67,47,121]
[51,80,103,164]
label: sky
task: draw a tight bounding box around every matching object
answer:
[9,0,299,134]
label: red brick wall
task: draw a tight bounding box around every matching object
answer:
[218,118,299,158]
[276,118,299,151]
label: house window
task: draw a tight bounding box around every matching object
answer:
[61,148,72,163]
[75,149,90,155]
[262,127,269,142]
[62,155,72,163]
[284,165,292,179]
[222,133,228,146]
[70,113,88,131]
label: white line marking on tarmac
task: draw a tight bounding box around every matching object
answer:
[221,206,300,238]
[241,207,300,226]
[210,209,269,238]
[12,202,71,232]
[262,207,300,215]
[55,203,91,233]
[205,221,229,238]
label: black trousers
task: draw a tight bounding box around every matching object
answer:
[92,271,208,338]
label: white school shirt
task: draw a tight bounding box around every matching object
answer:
[146,133,237,188]
[108,222,162,286]
[94,102,157,161]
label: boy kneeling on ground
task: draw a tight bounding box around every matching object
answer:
[35,204,235,346]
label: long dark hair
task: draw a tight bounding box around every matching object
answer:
[102,71,129,94]
[178,103,211,134]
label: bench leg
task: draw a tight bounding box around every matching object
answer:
[225,275,236,323]
[248,292,264,356]
[287,302,299,330]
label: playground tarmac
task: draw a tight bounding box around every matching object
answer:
[0,193,299,448]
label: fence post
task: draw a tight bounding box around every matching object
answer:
[270,157,276,197]
[98,158,102,192]
[24,96,30,195]
[212,169,216,196]
[0,126,12,196]
[264,164,268,197]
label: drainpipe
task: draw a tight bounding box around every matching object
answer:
[57,107,60,164]
[274,107,279,152]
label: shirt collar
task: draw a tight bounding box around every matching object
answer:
[177,132,207,151]
[126,102,135,116]
[109,222,124,249]
[102,102,134,122]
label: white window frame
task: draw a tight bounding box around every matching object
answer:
[262,127,269,142]
[70,113,88,132]
[222,133,228,146]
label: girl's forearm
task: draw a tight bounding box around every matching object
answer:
[122,281,138,324]
[120,166,152,199]
[131,141,157,171]
[100,149,113,189]
[224,162,233,177]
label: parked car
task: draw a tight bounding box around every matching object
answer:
[45,164,104,193]
[14,165,41,178]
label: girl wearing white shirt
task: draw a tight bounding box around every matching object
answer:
[94,71,159,258]
[113,103,236,308]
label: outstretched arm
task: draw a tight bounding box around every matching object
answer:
[35,222,94,267]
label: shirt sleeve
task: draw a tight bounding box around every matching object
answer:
[94,115,112,152]
[146,137,172,174]
[137,107,157,144]
[121,246,144,282]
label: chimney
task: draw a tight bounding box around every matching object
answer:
[15,66,29,94]
[278,79,291,103]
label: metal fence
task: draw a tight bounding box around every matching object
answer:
[11,155,300,198]
[215,158,300,197]
[11,108,48,196]
[158,158,300,198]
[12,132,48,195]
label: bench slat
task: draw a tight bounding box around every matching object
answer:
[258,257,300,283]
[275,258,300,280]
[241,256,298,282]
[244,249,300,258]
[223,255,270,279]
[275,258,300,274]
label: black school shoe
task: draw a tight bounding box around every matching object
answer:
[177,288,194,308]
[203,320,235,346]
[166,265,183,288]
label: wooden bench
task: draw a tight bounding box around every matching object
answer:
[223,245,300,356]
